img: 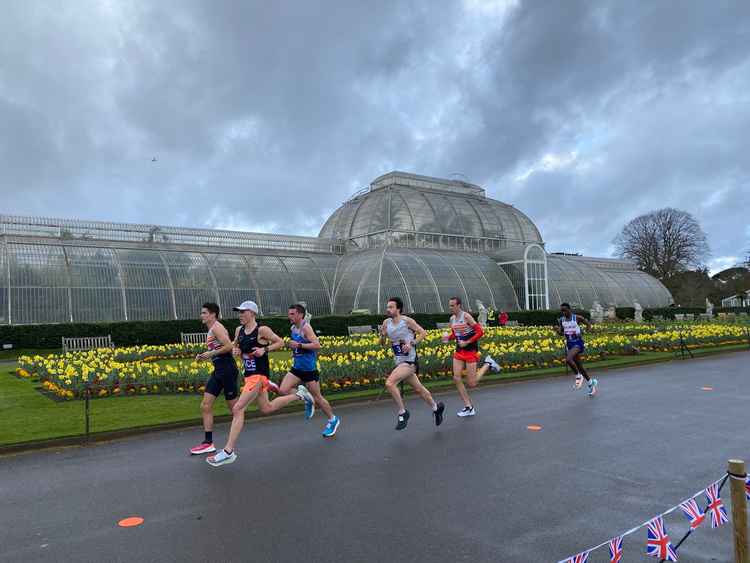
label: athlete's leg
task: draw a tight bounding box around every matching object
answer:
[452,357,472,407]
[385,363,415,413]
[464,361,479,388]
[256,386,304,415]
[200,392,217,433]
[567,347,589,380]
[279,372,302,395]
[404,373,437,409]
[475,362,490,382]
[224,384,261,453]
[305,380,334,420]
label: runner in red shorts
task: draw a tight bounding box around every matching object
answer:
[443,296,485,417]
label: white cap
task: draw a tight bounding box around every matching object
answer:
[233,300,259,314]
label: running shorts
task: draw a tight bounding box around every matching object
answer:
[289,368,320,383]
[205,359,240,401]
[566,338,585,353]
[243,374,271,394]
[453,349,481,363]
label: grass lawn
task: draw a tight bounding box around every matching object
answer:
[1,343,747,449]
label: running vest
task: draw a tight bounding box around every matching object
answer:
[290,320,318,371]
[450,311,479,352]
[560,314,583,343]
[385,317,417,364]
[206,324,233,365]
[237,324,270,376]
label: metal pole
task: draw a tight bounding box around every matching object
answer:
[84,385,90,445]
[728,459,749,563]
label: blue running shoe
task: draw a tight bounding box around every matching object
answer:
[296,385,315,419]
[322,416,340,437]
[588,378,598,397]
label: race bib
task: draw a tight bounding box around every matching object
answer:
[242,353,257,372]
[392,343,408,357]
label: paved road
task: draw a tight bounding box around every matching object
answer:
[1,352,748,562]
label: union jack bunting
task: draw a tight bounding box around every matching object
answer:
[646,517,678,561]
[704,483,729,528]
[563,551,589,563]
[745,475,750,500]
[679,497,706,530]
[608,536,623,563]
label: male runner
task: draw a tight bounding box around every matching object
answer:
[207,300,315,467]
[556,302,598,397]
[189,302,239,455]
[380,297,444,430]
[444,296,485,417]
[280,303,340,437]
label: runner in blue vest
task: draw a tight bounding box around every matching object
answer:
[280,303,341,437]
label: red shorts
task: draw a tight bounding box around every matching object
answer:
[453,349,480,364]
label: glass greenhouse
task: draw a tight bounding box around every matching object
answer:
[0,172,671,324]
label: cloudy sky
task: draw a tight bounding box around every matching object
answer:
[2,1,748,272]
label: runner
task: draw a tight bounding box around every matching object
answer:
[380,297,444,430]
[556,302,598,397]
[443,296,485,417]
[207,300,315,467]
[280,303,341,437]
[189,302,239,455]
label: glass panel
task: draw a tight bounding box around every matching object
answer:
[66,247,125,322]
[8,243,70,324]
[116,249,174,321]
[246,256,295,317]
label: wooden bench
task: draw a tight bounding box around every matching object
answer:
[699,313,712,321]
[347,325,375,337]
[684,313,695,321]
[505,320,520,327]
[62,335,114,353]
[674,314,685,321]
[435,322,451,330]
[652,315,664,321]
[181,332,208,345]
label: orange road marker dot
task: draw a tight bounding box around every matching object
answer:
[118,517,144,528]
[527,425,543,431]
[701,386,713,391]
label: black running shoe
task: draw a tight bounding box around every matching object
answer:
[395,410,410,430]
[433,402,445,426]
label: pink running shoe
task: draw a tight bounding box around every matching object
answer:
[190,442,216,455]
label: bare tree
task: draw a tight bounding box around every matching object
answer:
[613,208,709,280]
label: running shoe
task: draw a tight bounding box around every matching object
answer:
[484,355,501,373]
[587,378,598,397]
[574,374,584,389]
[267,379,281,395]
[206,449,236,467]
[457,406,476,417]
[395,410,410,430]
[189,441,216,455]
[322,415,340,437]
[296,385,315,419]
[433,402,445,426]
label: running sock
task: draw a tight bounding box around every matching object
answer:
[431,401,438,411]
[398,409,406,415]
[224,448,233,455]
[204,431,213,443]
[328,416,336,422]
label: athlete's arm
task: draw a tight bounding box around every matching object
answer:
[379,321,388,347]
[255,326,284,356]
[579,315,593,330]
[198,324,234,360]
[298,323,321,351]
[231,325,242,356]
[404,317,427,345]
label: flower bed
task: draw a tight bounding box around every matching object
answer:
[16,323,747,400]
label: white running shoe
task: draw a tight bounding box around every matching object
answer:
[457,406,476,417]
[206,449,237,467]
[484,355,501,373]
[296,385,315,419]
[574,374,584,389]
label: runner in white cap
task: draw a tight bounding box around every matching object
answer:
[207,300,315,467]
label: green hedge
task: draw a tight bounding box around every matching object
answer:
[0,309,591,350]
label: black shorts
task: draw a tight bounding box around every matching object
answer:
[205,359,240,401]
[289,367,320,383]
